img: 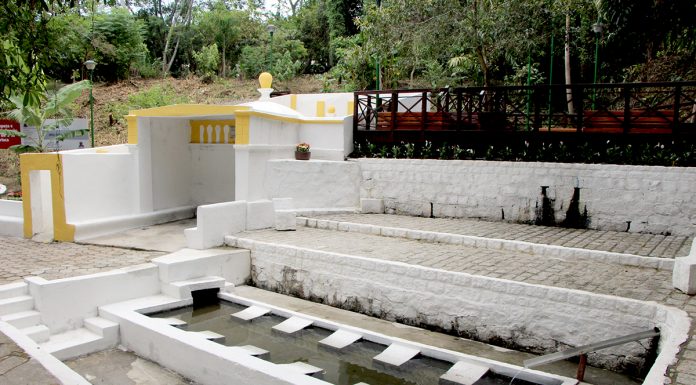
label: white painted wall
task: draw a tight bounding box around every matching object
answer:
[148,118,194,210]
[190,144,235,205]
[357,159,696,236]
[272,93,353,117]
[62,145,138,223]
[0,199,22,217]
[239,239,687,377]
[264,160,360,210]
[248,116,299,145]
[0,200,23,237]
[26,264,160,334]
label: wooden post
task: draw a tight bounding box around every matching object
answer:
[576,354,587,381]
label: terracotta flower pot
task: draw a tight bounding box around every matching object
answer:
[295,151,311,160]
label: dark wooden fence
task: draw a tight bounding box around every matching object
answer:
[353,82,696,145]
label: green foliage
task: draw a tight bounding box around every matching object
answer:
[238,35,307,81]
[193,43,221,77]
[326,35,374,91]
[107,84,191,125]
[93,8,149,81]
[2,80,91,153]
[352,139,696,167]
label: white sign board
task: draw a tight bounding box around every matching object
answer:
[22,119,90,151]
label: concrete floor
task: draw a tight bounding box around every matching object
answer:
[2,214,692,384]
[65,348,199,385]
[82,219,195,252]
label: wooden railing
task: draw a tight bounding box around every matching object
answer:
[353,82,696,144]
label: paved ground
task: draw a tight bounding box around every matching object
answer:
[0,237,162,285]
[0,237,161,384]
[302,214,693,258]
[0,214,695,384]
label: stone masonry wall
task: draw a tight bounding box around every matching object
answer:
[233,238,682,376]
[356,159,696,236]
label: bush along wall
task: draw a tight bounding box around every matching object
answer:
[351,139,696,167]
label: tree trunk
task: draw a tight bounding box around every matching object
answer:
[564,13,574,115]
[222,41,227,78]
[162,0,181,74]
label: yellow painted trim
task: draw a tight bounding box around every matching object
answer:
[129,104,250,117]
[20,153,75,242]
[347,101,354,115]
[247,110,343,124]
[290,95,298,110]
[126,115,138,144]
[235,112,250,145]
[189,119,236,144]
[316,101,326,117]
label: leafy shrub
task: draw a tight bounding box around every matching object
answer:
[238,38,307,82]
[93,8,149,81]
[351,139,696,167]
[107,84,190,124]
[192,43,220,77]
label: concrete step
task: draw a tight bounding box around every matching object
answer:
[20,324,50,343]
[84,317,119,341]
[1,310,42,328]
[0,296,33,316]
[0,282,28,300]
[162,276,226,300]
[41,327,116,360]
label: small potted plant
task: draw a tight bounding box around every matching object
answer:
[295,142,311,160]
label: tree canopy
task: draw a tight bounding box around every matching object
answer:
[1,0,694,104]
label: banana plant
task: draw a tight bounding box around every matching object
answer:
[0,80,91,153]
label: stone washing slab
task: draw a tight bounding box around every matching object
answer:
[373,343,420,366]
[231,305,271,321]
[272,316,313,334]
[189,330,225,341]
[234,345,269,356]
[318,329,362,349]
[278,361,323,375]
[156,317,187,327]
[440,361,489,385]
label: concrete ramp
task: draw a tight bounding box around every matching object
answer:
[373,343,420,366]
[272,316,313,334]
[231,305,270,321]
[318,329,362,349]
[440,361,489,385]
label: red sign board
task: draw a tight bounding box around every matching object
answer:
[0,120,21,149]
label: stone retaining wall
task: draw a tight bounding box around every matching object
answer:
[231,236,688,379]
[356,159,696,236]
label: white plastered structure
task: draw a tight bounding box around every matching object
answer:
[17,82,356,242]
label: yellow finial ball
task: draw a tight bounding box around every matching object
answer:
[259,72,273,89]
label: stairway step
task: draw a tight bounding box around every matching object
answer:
[0,282,28,300]
[41,328,115,360]
[84,317,119,340]
[20,324,50,343]
[0,296,33,316]
[1,310,41,328]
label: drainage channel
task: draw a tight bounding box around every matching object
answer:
[147,294,571,385]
